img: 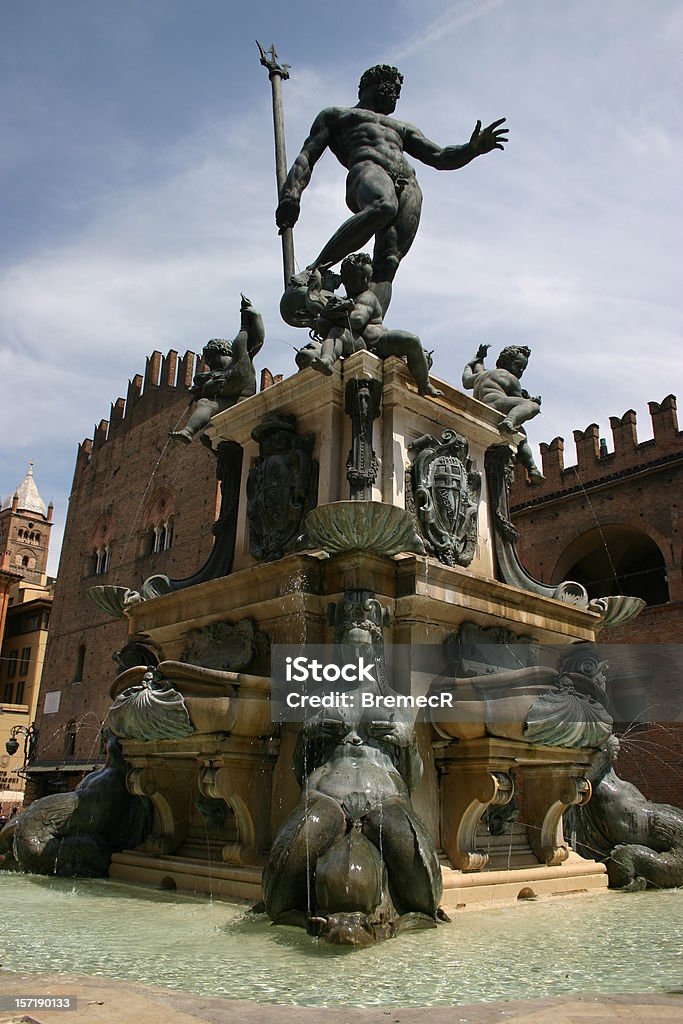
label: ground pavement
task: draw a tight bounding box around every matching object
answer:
[1,972,683,1024]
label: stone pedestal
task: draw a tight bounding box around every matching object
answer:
[436,737,594,872]
[109,355,609,906]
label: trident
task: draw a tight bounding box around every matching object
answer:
[257,41,296,288]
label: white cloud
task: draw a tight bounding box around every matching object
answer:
[2,2,681,575]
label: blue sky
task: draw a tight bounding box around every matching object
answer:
[2,0,681,575]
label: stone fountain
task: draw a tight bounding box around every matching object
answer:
[3,59,669,948]
[88,349,641,942]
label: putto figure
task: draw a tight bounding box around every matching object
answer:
[302,252,442,397]
[276,64,507,314]
[170,295,265,445]
[462,343,544,481]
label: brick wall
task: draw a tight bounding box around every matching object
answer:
[32,349,218,771]
[511,395,683,805]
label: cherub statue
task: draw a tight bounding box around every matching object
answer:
[462,343,543,481]
[170,295,264,445]
[293,253,442,397]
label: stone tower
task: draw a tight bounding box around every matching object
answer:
[0,463,53,585]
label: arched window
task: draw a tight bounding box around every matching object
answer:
[153,522,164,553]
[152,517,174,553]
[164,518,174,550]
[87,516,116,579]
[140,490,176,560]
[73,643,86,683]
[64,720,77,757]
[93,544,111,575]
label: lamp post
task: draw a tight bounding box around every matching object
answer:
[5,724,37,766]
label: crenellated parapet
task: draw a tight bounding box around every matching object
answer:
[511,394,681,507]
[71,350,200,488]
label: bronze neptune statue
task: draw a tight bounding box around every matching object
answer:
[277,64,507,314]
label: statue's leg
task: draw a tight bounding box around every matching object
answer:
[310,328,346,376]
[311,163,399,272]
[498,398,541,432]
[363,798,443,917]
[516,436,544,481]
[171,398,219,443]
[262,792,346,921]
[375,331,442,397]
[371,179,423,315]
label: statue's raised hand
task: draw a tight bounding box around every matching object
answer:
[469,117,508,155]
[366,718,412,749]
[276,192,301,232]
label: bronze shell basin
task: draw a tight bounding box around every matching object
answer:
[305,501,425,556]
[430,666,613,748]
[108,661,271,739]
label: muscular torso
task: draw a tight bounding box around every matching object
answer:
[308,741,409,805]
[324,107,417,183]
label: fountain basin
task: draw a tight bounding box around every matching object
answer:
[1,874,682,1008]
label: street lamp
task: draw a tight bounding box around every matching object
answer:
[5,724,37,766]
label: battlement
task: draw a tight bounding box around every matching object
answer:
[72,351,286,486]
[73,349,199,482]
[511,395,681,507]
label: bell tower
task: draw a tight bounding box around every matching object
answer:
[0,462,53,584]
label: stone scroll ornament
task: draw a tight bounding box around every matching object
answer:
[345,377,382,500]
[484,444,645,626]
[247,412,318,561]
[408,430,481,566]
[262,589,444,945]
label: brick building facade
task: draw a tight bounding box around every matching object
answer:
[26,350,219,798]
[510,395,682,805]
[0,464,54,815]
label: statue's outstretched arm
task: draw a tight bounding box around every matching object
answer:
[403,118,508,170]
[276,110,334,230]
[236,294,265,359]
[462,343,489,389]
